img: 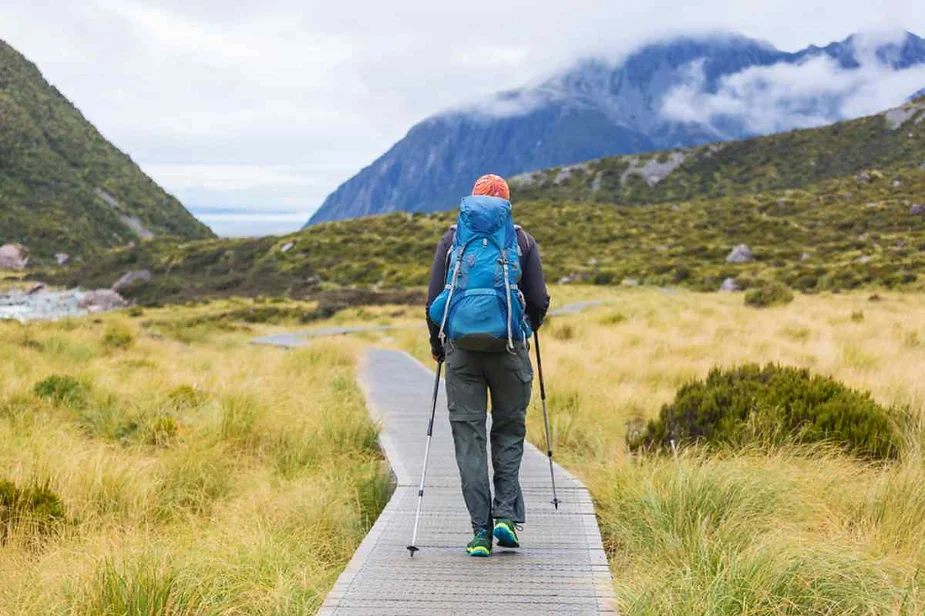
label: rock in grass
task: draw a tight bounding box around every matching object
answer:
[0,244,28,270]
[719,277,741,292]
[910,203,925,215]
[112,270,152,293]
[726,244,754,264]
[78,289,127,312]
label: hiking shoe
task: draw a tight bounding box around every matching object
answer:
[493,518,521,548]
[466,529,492,557]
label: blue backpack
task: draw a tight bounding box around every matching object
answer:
[428,195,532,352]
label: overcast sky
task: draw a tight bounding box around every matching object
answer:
[2,1,923,236]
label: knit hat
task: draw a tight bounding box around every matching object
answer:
[471,174,510,200]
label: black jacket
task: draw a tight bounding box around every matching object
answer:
[425,226,550,355]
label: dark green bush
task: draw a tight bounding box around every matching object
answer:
[33,374,88,406]
[0,479,67,539]
[744,282,794,308]
[628,364,900,459]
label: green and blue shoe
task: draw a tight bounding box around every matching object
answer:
[493,518,521,549]
[466,529,492,557]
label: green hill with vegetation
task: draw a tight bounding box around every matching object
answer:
[39,98,925,304]
[0,40,213,263]
[510,97,925,205]
[46,164,925,304]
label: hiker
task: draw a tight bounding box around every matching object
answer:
[426,174,550,557]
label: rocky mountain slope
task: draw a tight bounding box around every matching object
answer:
[308,31,925,224]
[511,97,925,204]
[0,40,213,264]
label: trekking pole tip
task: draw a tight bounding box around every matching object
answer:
[551,498,560,510]
[407,545,419,557]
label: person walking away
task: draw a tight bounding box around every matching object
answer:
[426,174,550,557]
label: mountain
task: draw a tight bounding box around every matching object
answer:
[53,99,925,303]
[308,31,925,225]
[511,96,925,204]
[0,40,213,263]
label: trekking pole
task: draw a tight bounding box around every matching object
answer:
[407,360,443,557]
[533,331,560,510]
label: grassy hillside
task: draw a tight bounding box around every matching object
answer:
[511,97,925,205]
[0,40,213,262]
[46,164,925,303]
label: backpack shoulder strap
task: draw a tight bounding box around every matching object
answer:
[514,225,533,259]
[444,225,458,269]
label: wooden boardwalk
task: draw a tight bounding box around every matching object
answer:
[318,349,618,614]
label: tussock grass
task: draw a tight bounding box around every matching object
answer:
[398,286,925,614]
[533,288,925,614]
[0,307,388,613]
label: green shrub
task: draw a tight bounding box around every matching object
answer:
[744,282,795,308]
[628,363,900,459]
[0,479,67,539]
[33,374,88,406]
[102,323,135,350]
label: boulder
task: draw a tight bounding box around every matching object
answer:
[0,244,28,270]
[719,277,741,292]
[55,253,70,265]
[112,269,153,293]
[280,242,294,253]
[726,244,754,264]
[78,290,127,313]
[910,203,925,216]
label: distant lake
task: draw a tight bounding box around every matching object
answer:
[191,211,310,238]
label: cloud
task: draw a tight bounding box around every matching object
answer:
[2,1,924,235]
[661,31,925,134]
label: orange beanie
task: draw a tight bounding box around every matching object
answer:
[472,174,510,200]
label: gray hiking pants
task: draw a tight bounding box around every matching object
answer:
[445,343,533,532]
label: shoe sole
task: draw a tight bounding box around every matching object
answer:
[493,525,520,549]
[466,546,491,557]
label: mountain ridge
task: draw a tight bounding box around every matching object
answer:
[308,30,925,225]
[0,39,213,263]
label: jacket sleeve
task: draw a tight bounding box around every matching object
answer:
[425,229,454,354]
[518,230,550,330]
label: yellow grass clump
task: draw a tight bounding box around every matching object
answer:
[395,286,925,614]
[0,306,389,614]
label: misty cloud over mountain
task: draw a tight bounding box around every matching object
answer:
[308,31,925,225]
